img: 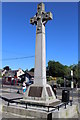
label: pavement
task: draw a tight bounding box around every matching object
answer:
[0,85,80,119]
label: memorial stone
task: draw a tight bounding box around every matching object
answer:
[23,3,60,105]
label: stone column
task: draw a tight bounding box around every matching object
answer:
[30,3,52,86]
[34,24,46,86]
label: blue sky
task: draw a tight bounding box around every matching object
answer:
[2,2,78,70]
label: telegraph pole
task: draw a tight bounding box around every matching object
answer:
[71,70,74,102]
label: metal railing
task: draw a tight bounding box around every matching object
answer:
[0,96,72,112]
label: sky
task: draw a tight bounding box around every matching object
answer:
[2,2,78,70]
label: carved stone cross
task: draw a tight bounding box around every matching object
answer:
[23,2,60,105]
[30,3,53,34]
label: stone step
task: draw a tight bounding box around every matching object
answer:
[2,104,78,118]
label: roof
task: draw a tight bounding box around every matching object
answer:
[2,68,24,78]
[3,70,17,78]
[26,72,34,77]
[19,71,34,78]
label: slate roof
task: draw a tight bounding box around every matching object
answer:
[4,70,17,78]
[19,71,34,78]
[26,72,34,77]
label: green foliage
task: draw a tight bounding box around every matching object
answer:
[28,60,78,83]
[48,60,69,77]
[78,61,80,86]
[47,60,79,85]
[73,65,78,80]
[57,77,64,84]
[47,76,53,81]
[68,64,78,82]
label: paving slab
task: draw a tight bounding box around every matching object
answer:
[0,93,23,100]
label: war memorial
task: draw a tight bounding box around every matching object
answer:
[1,2,79,119]
[22,2,60,106]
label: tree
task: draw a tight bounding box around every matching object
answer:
[68,64,78,82]
[3,66,11,70]
[78,61,80,87]
[48,60,68,77]
[57,77,64,86]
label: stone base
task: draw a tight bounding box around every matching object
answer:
[2,104,78,118]
[21,98,61,106]
[24,84,56,101]
[21,83,61,106]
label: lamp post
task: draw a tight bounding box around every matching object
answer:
[71,70,74,102]
[64,77,66,88]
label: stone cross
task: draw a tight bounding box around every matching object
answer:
[24,2,60,102]
[30,3,53,33]
[30,3,53,86]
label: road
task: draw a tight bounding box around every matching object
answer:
[0,84,79,101]
[57,88,79,97]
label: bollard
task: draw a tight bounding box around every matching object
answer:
[64,103,66,109]
[7,102,9,106]
[26,103,27,109]
[47,112,52,120]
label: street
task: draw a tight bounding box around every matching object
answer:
[0,84,79,102]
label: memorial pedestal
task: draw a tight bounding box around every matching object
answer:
[22,84,60,105]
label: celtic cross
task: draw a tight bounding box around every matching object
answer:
[30,3,53,33]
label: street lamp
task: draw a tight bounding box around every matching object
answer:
[71,70,74,102]
[64,77,66,88]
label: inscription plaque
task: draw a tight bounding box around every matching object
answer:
[28,87,43,97]
[46,87,52,97]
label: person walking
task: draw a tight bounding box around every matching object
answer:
[22,81,26,94]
